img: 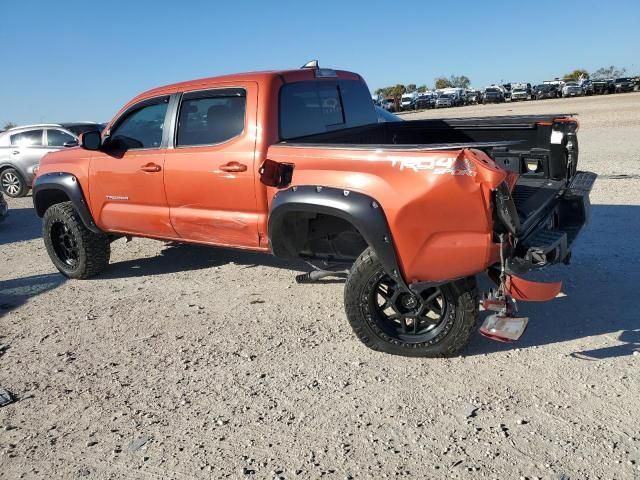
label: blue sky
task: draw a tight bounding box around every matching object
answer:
[1,0,638,126]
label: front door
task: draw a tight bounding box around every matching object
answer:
[89,95,177,238]
[163,83,259,248]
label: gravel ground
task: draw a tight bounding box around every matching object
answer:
[1,93,639,479]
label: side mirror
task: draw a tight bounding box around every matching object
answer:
[63,139,79,148]
[80,131,102,151]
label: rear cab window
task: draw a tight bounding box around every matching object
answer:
[279,79,377,140]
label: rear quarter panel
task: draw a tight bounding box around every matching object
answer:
[266,145,508,282]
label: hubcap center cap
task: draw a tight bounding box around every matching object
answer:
[401,294,418,309]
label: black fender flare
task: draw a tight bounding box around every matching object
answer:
[268,185,408,290]
[32,172,101,233]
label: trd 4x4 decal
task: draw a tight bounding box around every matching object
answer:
[390,156,476,176]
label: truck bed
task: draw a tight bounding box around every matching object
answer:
[278,114,577,226]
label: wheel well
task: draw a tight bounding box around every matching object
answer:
[276,212,368,264]
[34,188,71,217]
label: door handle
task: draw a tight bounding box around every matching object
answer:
[140,163,162,173]
[219,161,247,173]
[11,150,19,155]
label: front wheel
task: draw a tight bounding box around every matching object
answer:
[344,248,479,357]
[43,202,111,279]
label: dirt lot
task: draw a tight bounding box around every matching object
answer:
[1,93,639,479]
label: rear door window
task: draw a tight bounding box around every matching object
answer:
[10,129,43,147]
[280,80,377,140]
[176,88,246,147]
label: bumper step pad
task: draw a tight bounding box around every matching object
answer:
[567,171,597,196]
[522,229,568,266]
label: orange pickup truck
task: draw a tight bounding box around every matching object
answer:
[33,63,595,357]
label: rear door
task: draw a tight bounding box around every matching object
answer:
[88,95,177,237]
[163,83,259,247]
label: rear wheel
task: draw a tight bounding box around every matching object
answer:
[344,248,479,357]
[43,202,110,279]
[1,168,27,198]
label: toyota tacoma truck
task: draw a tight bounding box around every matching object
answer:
[33,62,595,357]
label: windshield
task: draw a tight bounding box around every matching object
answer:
[616,78,631,82]
[513,88,525,92]
[486,88,499,93]
[439,94,451,99]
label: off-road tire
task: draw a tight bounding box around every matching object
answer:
[1,168,28,198]
[344,247,479,357]
[43,202,110,279]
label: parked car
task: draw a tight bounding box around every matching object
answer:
[33,63,594,357]
[400,92,418,111]
[382,98,396,112]
[510,86,528,101]
[510,83,531,101]
[0,191,7,223]
[438,88,465,106]
[412,94,436,110]
[614,77,635,93]
[375,106,402,122]
[532,84,560,100]
[502,83,512,101]
[0,124,80,197]
[435,93,454,108]
[591,79,608,95]
[580,80,594,96]
[465,90,481,105]
[562,82,584,97]
[483,87,505,103]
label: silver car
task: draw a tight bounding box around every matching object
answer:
[0,124,79,197]
[435,94,454,108]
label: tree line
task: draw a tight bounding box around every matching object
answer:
[563,65,627,81]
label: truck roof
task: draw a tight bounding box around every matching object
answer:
[132,68,362,103]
